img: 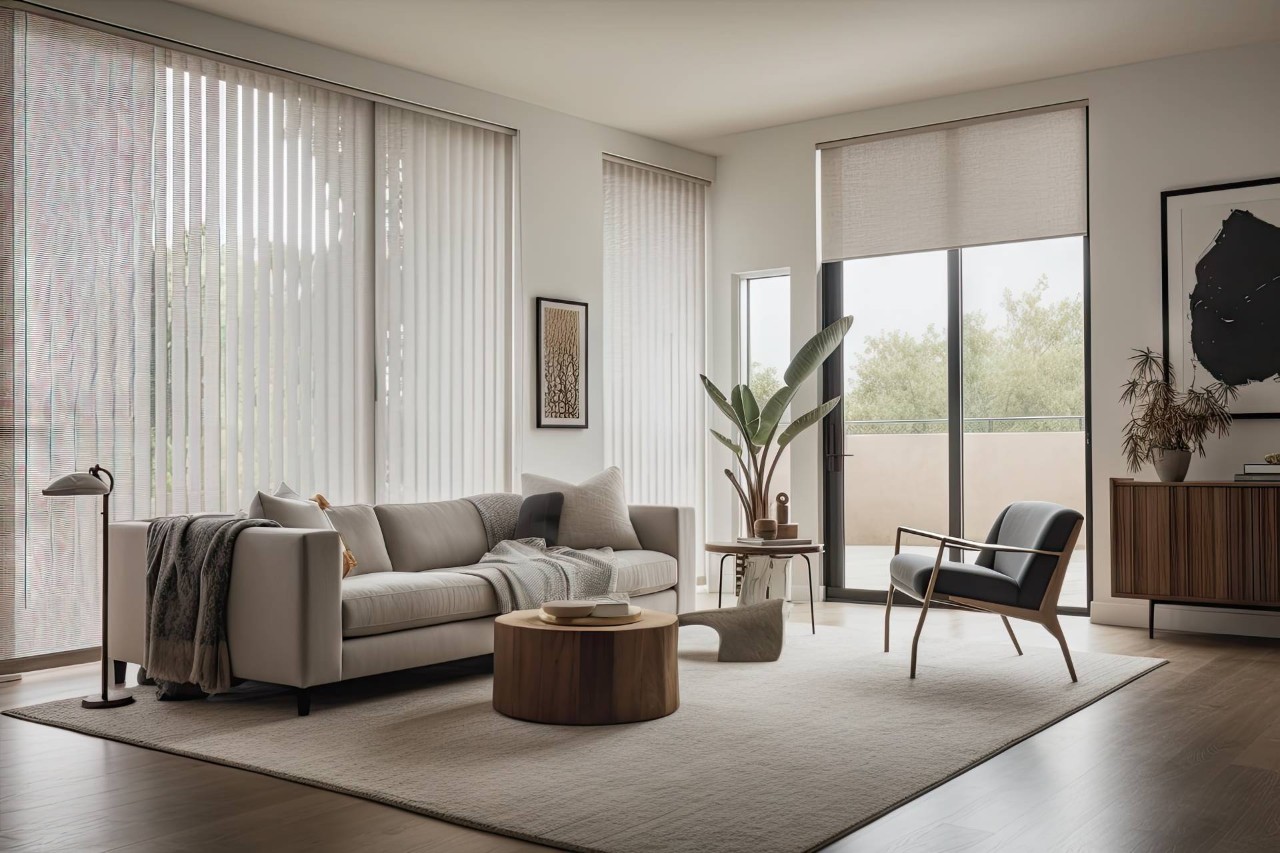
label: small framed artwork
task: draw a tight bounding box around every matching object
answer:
[536,297,588,428]
[1163,176,1280,418]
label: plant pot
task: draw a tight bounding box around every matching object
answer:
[1153,448,1192,483]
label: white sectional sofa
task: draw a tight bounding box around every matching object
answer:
[106,498,695,714]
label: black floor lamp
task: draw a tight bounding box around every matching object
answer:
[43,465,134,709]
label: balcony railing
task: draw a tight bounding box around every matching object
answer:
[844,415,1085,436]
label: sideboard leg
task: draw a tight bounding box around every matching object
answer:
[1148,599,1155,639]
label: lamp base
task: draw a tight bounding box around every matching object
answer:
[82,689,134,709]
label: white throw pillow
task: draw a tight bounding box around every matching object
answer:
[521,467,641,551]
[246,481,302,518]
[250,485,358,577]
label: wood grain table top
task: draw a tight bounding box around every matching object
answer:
[704,541,824,556]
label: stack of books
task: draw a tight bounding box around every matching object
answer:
[736,536,813,546]
[1234,463,1280,482]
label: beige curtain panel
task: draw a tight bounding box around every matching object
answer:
[820,104,1087,262]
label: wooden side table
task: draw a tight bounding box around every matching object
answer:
[492,609,679,725]
[704,542,822,634]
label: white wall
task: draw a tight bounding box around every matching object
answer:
[704,41,1280,632]
[46,0,715,488]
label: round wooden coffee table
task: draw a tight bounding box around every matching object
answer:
[492,609,679,725]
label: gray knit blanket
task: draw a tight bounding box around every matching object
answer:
[456,539,617,613]
[464,493,522,548]
[146,515,279,698]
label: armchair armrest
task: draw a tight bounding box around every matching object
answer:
[895,525,1063,557]
[629,505,696,613]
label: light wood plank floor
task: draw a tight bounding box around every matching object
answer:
[3,595,1278,852]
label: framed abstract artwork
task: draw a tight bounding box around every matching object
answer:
[1163,176,1280,418]
[535,297,588,428]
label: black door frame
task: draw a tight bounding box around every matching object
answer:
[820,241,1093,617]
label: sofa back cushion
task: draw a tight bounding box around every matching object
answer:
[326,504,394,576]
[375,499,489,572]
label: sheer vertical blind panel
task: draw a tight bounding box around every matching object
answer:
[3,14,155,657]
[819,104,1087,262]
[152,51,373,514]
[374,106,512,503]
[1,9,511,661]
[602,158,705,515]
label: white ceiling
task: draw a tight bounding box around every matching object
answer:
[171,0,1280,146]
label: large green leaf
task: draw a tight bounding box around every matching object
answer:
[709,429,742,456]
[783,315,853,387]
[701,374,747,434]
[732,384,761,440]
[751,383,798,447]
[776,396,842,449]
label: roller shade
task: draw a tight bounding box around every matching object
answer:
[820,103,1087,262]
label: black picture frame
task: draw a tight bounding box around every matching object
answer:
[535,297,589,429]
[1161,175,1280,419]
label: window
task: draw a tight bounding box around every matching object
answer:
[819,103,1090,612]
[0,10,513,664]
[738,272,791,532]
[602,157,706,513]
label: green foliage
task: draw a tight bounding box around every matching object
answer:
[844,276,1085,433]
[747,363,783,405]
[1120,347,1235,471]
[701,316,853,525]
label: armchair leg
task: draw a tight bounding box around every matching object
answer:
[909,594,933,678]
[1044,616,1077,683]
[1000,616,1023,656]
[883,584,895,652]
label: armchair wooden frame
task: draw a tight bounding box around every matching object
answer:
[885,519,1084,682]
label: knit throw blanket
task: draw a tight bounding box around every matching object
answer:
[145,515,279,698]
[456,538,617,613]
[464,493,522,548]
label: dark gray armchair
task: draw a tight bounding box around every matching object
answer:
[885,501,1084,681]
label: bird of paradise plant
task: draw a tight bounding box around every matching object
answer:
[701,316,854,527]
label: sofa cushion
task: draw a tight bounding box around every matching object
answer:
[326,504,393,576]
[889,552,1021,607]
[375,500,489,572]
[521,467,642,551]
[340,571,499,638]
[612,550,678,597]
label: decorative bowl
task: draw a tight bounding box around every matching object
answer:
[541,600,597,618]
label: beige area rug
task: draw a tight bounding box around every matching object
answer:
[6,626,1164,853]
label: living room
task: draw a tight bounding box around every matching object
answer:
[3,1,1279,851]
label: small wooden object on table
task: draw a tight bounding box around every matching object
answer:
[704,541,822,634]
[493,609,679,725]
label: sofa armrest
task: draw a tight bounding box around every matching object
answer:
[629,505,696,613]
[107,522,343,689]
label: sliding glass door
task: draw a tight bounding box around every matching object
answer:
[822,236,1090,612]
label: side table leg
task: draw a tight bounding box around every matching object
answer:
[718,554,732,608]
[802,554,815,634]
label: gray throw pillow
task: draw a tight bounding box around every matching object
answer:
[514,492,564,545]
[255,491,330,529]
[521,467,641,551]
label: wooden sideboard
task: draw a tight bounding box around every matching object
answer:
[1110,477,1280,636]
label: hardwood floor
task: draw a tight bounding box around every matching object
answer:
[3,594,1278,852]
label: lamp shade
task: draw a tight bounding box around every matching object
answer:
[43,471,110,496]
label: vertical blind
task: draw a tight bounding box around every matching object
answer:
[374,108,512,503]
[819,103,1087,262]
[0,10,513,663]
[152,50,374,515]
[602,158,705,517]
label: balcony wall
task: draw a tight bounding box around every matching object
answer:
[844,431,1087,545]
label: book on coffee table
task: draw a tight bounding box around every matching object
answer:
[590,599,632,617]
[736,537,813,546]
